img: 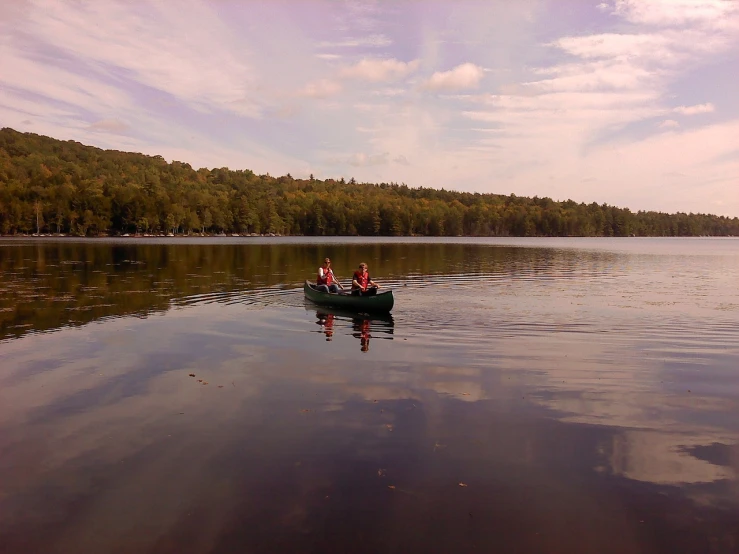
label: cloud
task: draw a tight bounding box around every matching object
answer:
[596,2,611,12]
[271,105,300,119]
[298,79,343,99]
[0,50,136,116]
[340,58,420,82]
[551,29,731,69]
[552,33,671,60]
[525,60,655,93]
[371,88,407,97]
[11,1,264,117]
[393,155,410,165]
[673,103,715,115]
[88,118,130,134]
[448,0,738,212]
[423,63,485,91]
[348,152,390,167]
[316,54,342,61]
[613,0,738,27]
[317,34,392,49]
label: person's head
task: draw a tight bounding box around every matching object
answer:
[323,257,331,267]
[358,262,367,272]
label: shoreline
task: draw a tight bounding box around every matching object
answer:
[1,233,736,239]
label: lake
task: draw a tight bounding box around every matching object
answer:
[1,237,738,554]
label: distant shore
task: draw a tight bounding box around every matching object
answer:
[1,233,736,239]
[0,232,285,238]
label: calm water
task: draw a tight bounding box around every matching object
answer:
[1,237,738,554]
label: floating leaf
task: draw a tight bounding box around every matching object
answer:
[188,373,195,377]
[458,482,468,487]
[387,485,395,490]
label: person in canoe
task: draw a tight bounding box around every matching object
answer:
[351,262,379,296]
[317,257,343,293]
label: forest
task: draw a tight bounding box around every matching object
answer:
[1,127,737,237]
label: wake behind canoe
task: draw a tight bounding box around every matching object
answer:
[304,281,394,314]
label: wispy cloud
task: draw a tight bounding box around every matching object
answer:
[340,58,420,82]
[613,0,738,26]
[298,79,343,99]
[317,34,392,49]
[674,103,715,115]
[19,1,261,116]
[88,119,130,134]
[423,63,485,91]
[349,152,390,167]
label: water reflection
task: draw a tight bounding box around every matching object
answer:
[1,238,739,553]
[353,317,371,352]
[312,306,395,352]
[1,237,736,342]
[2,304,737,553]
[316,311,335,341]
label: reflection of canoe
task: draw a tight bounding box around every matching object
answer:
[305,304,395,331]
[304,281,394,314]
[305,301,395,328]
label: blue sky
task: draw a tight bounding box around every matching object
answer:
[1,0,737,216]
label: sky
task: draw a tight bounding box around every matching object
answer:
[1,0,738,216]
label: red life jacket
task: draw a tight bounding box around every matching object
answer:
[353,270,370,290]
[317,266,334,286]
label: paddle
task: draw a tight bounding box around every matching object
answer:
[328,267,345,290]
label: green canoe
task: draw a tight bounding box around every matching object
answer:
[304,281,394,314]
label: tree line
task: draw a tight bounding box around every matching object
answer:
[1,127,737,237]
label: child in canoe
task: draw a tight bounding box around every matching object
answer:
[351,262,380,296]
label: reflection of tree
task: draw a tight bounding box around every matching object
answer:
[0,239,581,342]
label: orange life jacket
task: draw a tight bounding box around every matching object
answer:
[353,270,370,290]
[317,266,334,286]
